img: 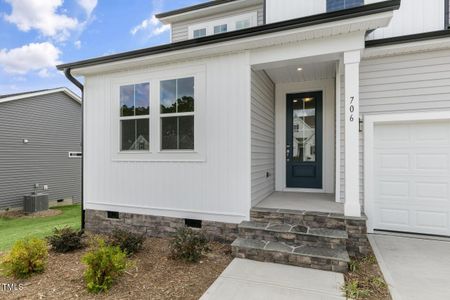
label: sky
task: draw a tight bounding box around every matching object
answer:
[0,0,208,95]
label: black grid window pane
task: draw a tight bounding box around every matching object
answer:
[161,117,178,150]
[121,119,149,151]
[179,116,194,150]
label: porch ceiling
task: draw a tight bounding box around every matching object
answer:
[265,60,337,84]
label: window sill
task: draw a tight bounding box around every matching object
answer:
[111,150,205,162]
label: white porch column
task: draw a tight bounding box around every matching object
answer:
[344,50,361,217]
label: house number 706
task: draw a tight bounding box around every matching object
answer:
[349,96,355,122]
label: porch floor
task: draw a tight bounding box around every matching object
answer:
[255,192,344,214]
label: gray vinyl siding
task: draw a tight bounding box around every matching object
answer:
[0,92,81,210]
[340,48,450,207]
[251,70,275,206]
[171,4,264,42]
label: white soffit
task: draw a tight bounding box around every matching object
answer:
[265,61,337,84]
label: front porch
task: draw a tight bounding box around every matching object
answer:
[255,192,343,214]
[250,47,362,218]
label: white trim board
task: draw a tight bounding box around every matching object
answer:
[0,87,81,104]
[363,111,450,233]
[274,79,335,194]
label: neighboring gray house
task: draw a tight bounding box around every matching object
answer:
[0,88,82,210]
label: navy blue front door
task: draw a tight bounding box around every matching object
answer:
[286,92,323,189]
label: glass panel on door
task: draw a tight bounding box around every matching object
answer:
[292,96,316,162]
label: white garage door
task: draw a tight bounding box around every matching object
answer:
[373,120,450,236]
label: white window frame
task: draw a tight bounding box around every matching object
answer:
[110,65,206,162]
[159,77,195,151]
[193,28,207,38]
[119,83,150,153]
[188,11,257,39]
[213,24,228,34]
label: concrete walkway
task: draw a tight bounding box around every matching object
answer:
[370,234,450,300]
[200,258,345,300]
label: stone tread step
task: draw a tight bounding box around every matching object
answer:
[231,237,350,262]
[239,221,348,239]
[250,207,367,221]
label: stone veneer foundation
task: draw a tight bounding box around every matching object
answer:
[85,209,239,243]
[85,208,370,258]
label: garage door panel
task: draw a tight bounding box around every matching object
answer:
[372,120,450,236]
[415,153,449,171]
[378,180,410,199]
[376,153,410,170]
[415,182,449,201]
[415,211,448,230]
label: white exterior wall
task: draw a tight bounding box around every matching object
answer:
[339,48,450,205]
[367,0,445,40]
[171,4,264,42]
[83,52,252,224]
[267,0,445,40]
[251,70,275,206]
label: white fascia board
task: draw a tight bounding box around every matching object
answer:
[0,87,82,105]
[158,0,264,24]
[363,36,450,59]
[71,11,393,76]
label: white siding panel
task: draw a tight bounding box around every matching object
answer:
[353,49,450,208]
[251,70,275,206]
[84,53,252,223]
[367,0,445,40]
[171,5,264,42]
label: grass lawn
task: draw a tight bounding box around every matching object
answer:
[0,205,81,251]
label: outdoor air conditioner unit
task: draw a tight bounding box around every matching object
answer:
[24,193,49,213]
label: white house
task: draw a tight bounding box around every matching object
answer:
[58,0,450,272]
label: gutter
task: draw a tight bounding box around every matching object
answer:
[366,29,450,48]
[57,0,400,71]
[63,68,85,231]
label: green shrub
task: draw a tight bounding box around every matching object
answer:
[47,227,84,253]
[169,226,209,263]
[1,238,48,278]
[109,228,145,255]
[82,239,128,293]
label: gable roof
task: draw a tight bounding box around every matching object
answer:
[0,87,82,105]
[57,0,401,72]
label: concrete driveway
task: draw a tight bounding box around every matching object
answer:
[369,234,450,300]
[201,258,345,300]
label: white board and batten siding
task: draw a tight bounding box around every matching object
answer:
[251,70,275,206]
[267,0,445,40]
[83,52,252,224]
[171,4,264,42]
[366,0,445,40]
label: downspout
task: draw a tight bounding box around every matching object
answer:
[63,68,85,231]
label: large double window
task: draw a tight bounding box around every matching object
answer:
[160,77,195,150]
[327,0,364,12]
[120,83,150,151]
[118,76,196,154]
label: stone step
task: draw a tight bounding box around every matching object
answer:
[238,221,348,249]
[250,207,352,230]
[231,238,349,273]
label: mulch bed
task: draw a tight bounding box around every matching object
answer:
[0,236,232,300]
[344,254,391,300]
